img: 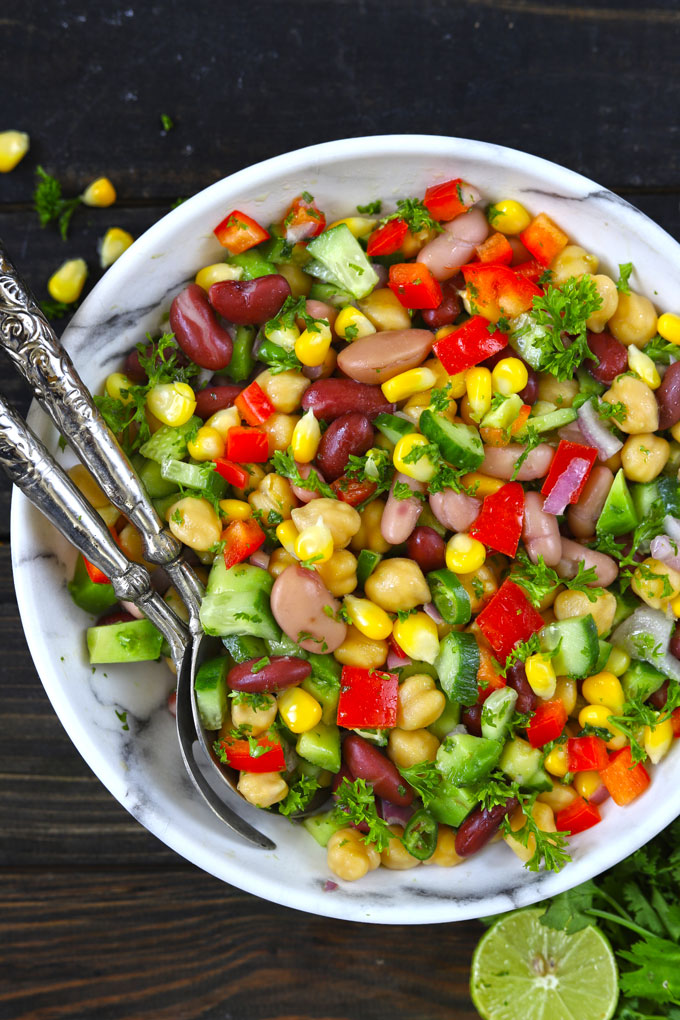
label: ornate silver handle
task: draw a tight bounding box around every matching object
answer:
[0,394,189,665]
[0,241,203,631]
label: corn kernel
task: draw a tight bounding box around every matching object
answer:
[187,425,225,462]
[218,499,252,521]
[628,344,660,389]
[82,177,116,207]
[99,227,134,268]
[381,367,439,403]
[525,653,557,699]
[643,717,674,764]
[671,593,680,618]
[195,262,243,290]
[105,372,134,403]
[582,671,625,714]
[291,408,321,463]
[544,743,569,778]
[605,647,630,677]
[446,371,468,399]
[578,704,627,750]
[327,216,377,237]
[459,472,505,497]
[392,433,437,483]
[446,533,486,574]
[555,676,578,716]
[335,305,376,341]
[465,367,492,421]
[491,357,529,396]
[344,595,393,641]
[205,406,241,439]
[435,325,456,341]
[574,771,602,800]
[295,321,333,367]
[392,612,440,665]
[277,687,322,733]
[0,130,30,172]
[487,199,531,235]
[658,312,680,345]
[276,519,299,557]
[47,258,88,304]
[145,382,196,426]
[294,520,334,564]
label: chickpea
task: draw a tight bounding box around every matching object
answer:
[396,675,446,731]
[608,291,658,346]
[291,498,361,549]
[549,246,599,286]
[268,547,297,579]
[537,374,579,408]
[586,275,619,333]
[380,825,421,870]
[233,463,266,499]
[422,825,463,868]
[275,262,312,298]
[333,625,388,670]
[364,558,431,613]
[350,499,392,555]
[554,675,578,716]
[603,376,658,434]
[167,496,222,552]
[631,557,680,610]
[358,287,412,331]
[237,771,288,808]
[504,802,556,864]
[402,389,456,427]
[537,782,578,814]
[400,226,438,258]
[262,411,299,454]
[327,827,381,882]
[165,585,190,624]
[314,548,358,597]
[387,728,440,769]
[621,433,670,483]
[456,564,498,614]
[231,694,277,736]
[117,522,146,564]
[249,473,298,521]
[68,463,109,508]
[554,588,616,636]
[256,369,310,413]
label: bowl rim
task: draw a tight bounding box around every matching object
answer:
[11,133,680,923]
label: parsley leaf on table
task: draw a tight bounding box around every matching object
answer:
[34,166,82,240]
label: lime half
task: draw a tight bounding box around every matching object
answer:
[470,907,618,1020]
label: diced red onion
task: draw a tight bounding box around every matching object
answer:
[323,880,339,892]
[543,459,591,515]
[371,263,389,289]
[577,400,624,460]
[424,601,445,625]
[249,549,270,569]
[378,798,415,828]
[650,534,680,571]
[387,650,411,670]
[590,785,610,806]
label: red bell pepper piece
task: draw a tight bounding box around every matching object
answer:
[513,259,547,285]
[222,517,266,569]
[226,426,269,463]
[671,706,680,738]
[282,194,326,243]
[366,218,408,257]
[527,700,568,748]
[214,458,250,488]
[541,440,597,514]
[599,747,651,806]
[388,262,442,309]
[567,735,609,773]
[423,178,476,221]
[519,213,569,267]
[234,381,275,426]
[461,263,542,320]
[83,556,109,585]
[336,666,399,729]
[477,648,506,704]
[389,634,408,661]
[470,482,525,557]
[330,476,377,506]
[432,315,508,375]
[213,209,269,254]
[476,579,545,664]
[476,232,513,266]
[555,795,602,834]
[215,733,286,773]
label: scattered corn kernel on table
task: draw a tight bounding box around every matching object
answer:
[3,1,680,1017]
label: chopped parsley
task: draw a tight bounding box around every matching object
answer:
[378,197,442,236]
[520,275,602,380]
[160,113,174,132]
[511,547,604,607]
[34,166,82,239]
[510,425,541,481]
[278,774,321,817]
[357,200,382,215]
[332,777,394,851]
[616,262,634,295]
[272,448,337,499]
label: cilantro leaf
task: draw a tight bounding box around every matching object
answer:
[511,548,604,607]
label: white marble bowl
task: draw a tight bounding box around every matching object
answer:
[11,136,680,923]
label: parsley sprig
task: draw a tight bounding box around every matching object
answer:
[519,275,602,380]
[590,497,667,588]
[332,777,394,851]
[511,548,604,607]
[272,448,337,499]
[378,197,442,236]
[34,166,83,240]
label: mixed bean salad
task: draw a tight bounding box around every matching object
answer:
[69,177,680,883]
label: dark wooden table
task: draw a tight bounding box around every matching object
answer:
[2,2,680,1017]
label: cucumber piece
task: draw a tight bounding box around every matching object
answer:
[308,280,356,308]
[296,722,341,773]
[398,660,438,681]
[265,632,302,657]
[302,809,347,848]
[427,697,461,740]
[658,475,680,516]
[374,412,417,446]
[301,675,339,725]
[132,454,179,499]
[194,656,229,730]
[152,491,182,521]
[68,555,118,615]
[597,468,638,536]
[523,767,553,793]
[427,568,472,625]
[222,634,267,663]
[434,632,480,706]
[595,639,613,672]
[356,549,382,589]
[499,737,544,786]
[160,458,227,500]
[87,619,163,664]
[540,614,599,678]
[621,659,667,702]
[631,481,659,522]
[427,779,477,827]
[227,249,277,279]
[305,224,379,299]
[419,410,484,471]
[516,407,577,438]
[577,364,606,397]
[139,416,201,463]
[481,687,519,742]
[480,393,524,430]
[307,652,342,687]
[200,561,279,641]
[436,733,501,787]
[611,586,638,631]
[207,558,274,596]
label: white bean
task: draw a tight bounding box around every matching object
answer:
[429,490,481,532]
[556,537,619,588]
[522,492,562,566]
[381,473,425,544]
[445,206,489,244]
[290,461,324,504]
[481,443,555,481]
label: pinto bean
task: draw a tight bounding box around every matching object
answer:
[270,564,347,653]
[567,466,614,539]
[316,412,374,481]
[522,491,562,566]
[227,656,311,693]
[194,384,242,419]
[454,797,519,857]
[416,232,476,281]
[429,490,481,532]
[481,442,554,481]
[209,274,291,325]
[656,361,680,430]
[586,331,628,385]
[343,734,413,806]
[556,537,619,588]
[301,299,338,330]
[505,663,537,715]
[301,378,395,421]
[169,284,234,370]
[406,526,447,573]
[381,473,425,544]
[290,461,325,504]
[421,279,462,329]
[336,329,434,384]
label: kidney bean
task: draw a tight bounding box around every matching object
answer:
[455,797,519,857]
[481,442,554,481]
[656,361,680,430]
[300,299,338,330]
[520,366,539,404]
[567,466,614,539]
[648,680,669,710]
[586,330,628,385]
[169,283,233,370]
[316,412,374,481]
[336,328,434,384]
[505,663,537,715]
[290,461,325,504]
[417,233,475,282]
[429,490,481,532]
[209,274,291,325]
[97,609,135,627]
[270,564,347,653]
[194,384,242,419]
[124,341,191,384]
[557,537,619,588]
[421,279,462,329]
[407,526,447,573]
[381,473,425,544]
[227,656,311,693]
[462,703,483,737]
[301,378,395,421]
[522,491,562,567]
[342,734,413,806]
[670,623,680,661]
